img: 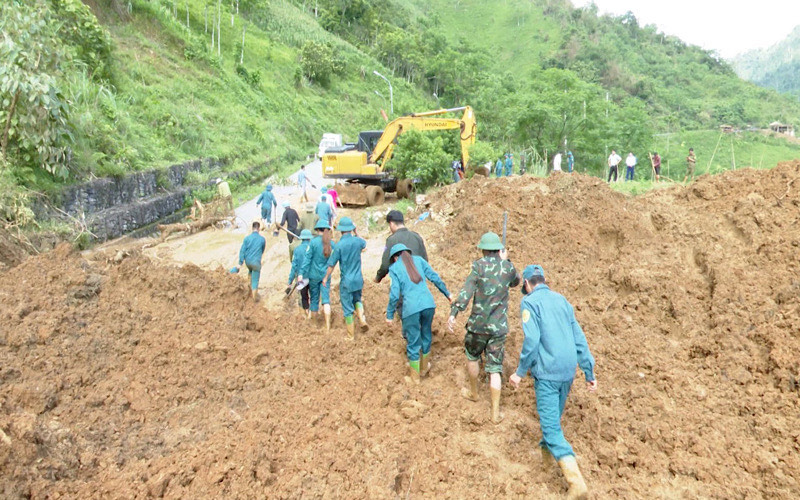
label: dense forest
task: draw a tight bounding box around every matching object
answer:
[2,0,800,225]
[733,25,800,99]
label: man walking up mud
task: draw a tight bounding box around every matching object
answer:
[448,232,520,424]
[509,264,596,500]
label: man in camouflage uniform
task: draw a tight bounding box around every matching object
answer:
[448,232,520,423]
[683,147,697,183]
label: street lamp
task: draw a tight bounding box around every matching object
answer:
[373,70,393,115]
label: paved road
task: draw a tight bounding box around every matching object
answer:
[233,159,325,233]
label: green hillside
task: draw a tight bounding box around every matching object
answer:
[2,0,800,231]
[0,0,430,195]
[733,26,800,99]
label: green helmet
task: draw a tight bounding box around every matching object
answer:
[476,232,504,250]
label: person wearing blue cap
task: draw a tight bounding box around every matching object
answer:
[315,194,333,228]
[256,184,277,227]
[323,217,368,339]
[235,219,267,301]
[298,219,336,331]
[504,153,514,176]
[509,264,596,500]
[288,229,314,318]
[386,244,452,383]
[494,156,503,177]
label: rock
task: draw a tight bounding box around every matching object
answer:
[193,341,209,351]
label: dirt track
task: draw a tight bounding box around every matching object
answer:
[1,163,799,498]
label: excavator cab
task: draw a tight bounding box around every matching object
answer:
[357,131,383,156]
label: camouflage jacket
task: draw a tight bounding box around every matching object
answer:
[450,256,520,336]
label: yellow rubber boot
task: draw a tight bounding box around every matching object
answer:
[408,360,421,385]
[558,456,588,500]
[460,373,479,402]
[420,351,431,377]
[490,387,503,424]
[345,316,355,340]
[355,302,369,332]
[541,447,556,472]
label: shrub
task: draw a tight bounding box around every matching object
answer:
[391,129,451,191]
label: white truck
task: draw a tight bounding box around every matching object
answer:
[318,133,343,159]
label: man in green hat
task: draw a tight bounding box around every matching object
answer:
[299,202,318,233]
[449,232,520,424]
[323,217,368,339]
[288,229,314,318]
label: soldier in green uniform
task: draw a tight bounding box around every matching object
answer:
[448,232,520,423]
[683,147,697,183]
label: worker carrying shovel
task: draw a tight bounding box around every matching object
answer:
[509,264,597,500]
[322,217,368,340]
[256,183,277,229]
[448,232,520,424]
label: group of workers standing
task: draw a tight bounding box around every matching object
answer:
[229,165,597,499]
[606,148,697,183]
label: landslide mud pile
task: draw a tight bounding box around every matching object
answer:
[1,163,799,499]
[428,163,800,497]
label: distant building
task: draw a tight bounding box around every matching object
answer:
[769,121,795,136]
[720,124,733,133]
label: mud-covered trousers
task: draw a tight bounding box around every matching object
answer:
[534,378,576,460]
[402,307,435,362]
[308,278,331,312]
[245,261,261,290]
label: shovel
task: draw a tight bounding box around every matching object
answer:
[275,225,301,239]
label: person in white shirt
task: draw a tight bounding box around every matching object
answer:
[552,152,562,172]
[625,152,637,181]
[607,150,622,183]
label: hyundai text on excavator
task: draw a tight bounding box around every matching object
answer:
[321,106,477,206]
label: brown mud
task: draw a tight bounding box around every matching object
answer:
[1,163,799,498]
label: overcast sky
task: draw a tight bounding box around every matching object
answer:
[572,0,800,59]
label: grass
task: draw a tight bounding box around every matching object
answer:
[408,0,562,70]
[650,130,800,182]
[44,0,434,193]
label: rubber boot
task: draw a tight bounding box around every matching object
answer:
[408,360,421,385]
[345,316,355,341]
[541,447,556,472]
[323,304,332,333]
[355,302,369,332]
[420,351,431,377]
[558,456,588,500]
[490,387,503,424]
[460,373,479,402]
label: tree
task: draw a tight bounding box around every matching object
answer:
[391,129,451,190]
[299,40,343,87]
[0,1,72,179]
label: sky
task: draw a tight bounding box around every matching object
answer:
[572,0,800,59]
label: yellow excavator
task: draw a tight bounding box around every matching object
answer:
[322,106,477,206]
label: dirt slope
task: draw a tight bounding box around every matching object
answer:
[1,163,799,499]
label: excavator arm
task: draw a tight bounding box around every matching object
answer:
[370,106,477,172]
